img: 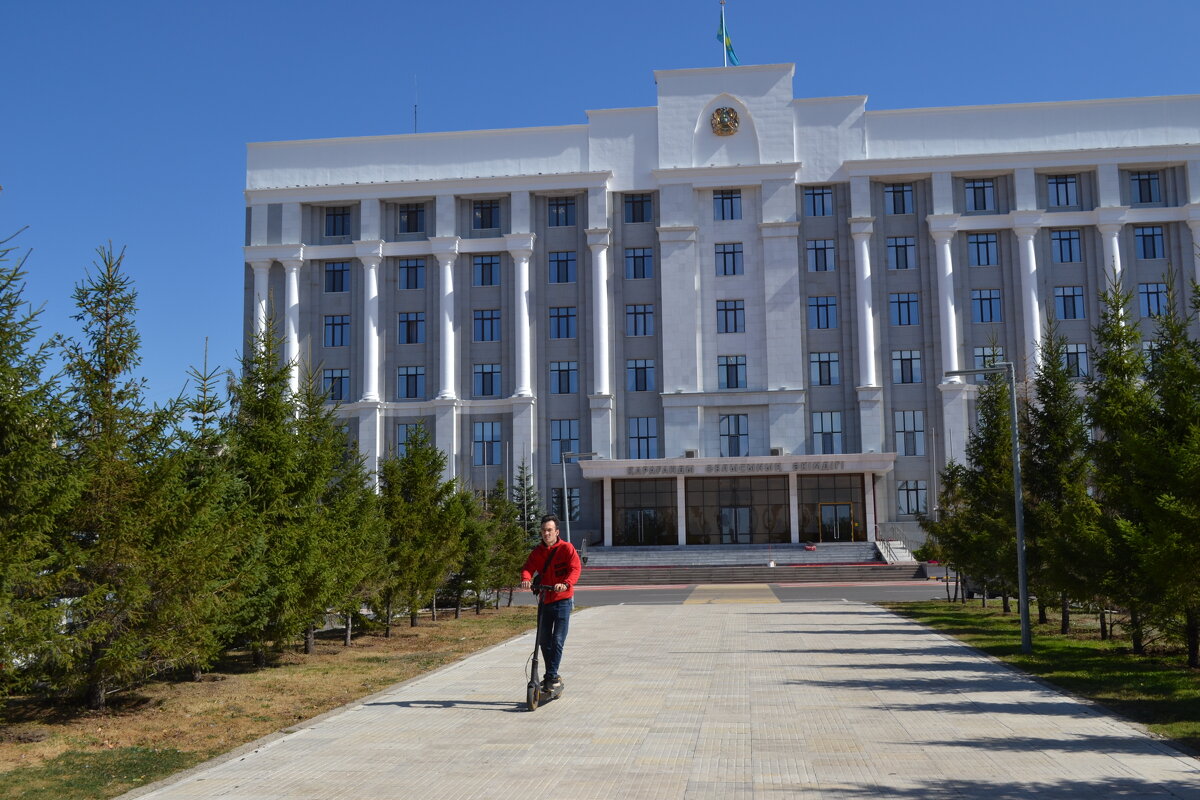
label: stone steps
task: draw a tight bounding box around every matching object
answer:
[576,562,926,586]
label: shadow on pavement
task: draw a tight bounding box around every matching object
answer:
[816,777,1200,799]
[365,700,526,713]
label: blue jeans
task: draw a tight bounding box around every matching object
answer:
[538,597,573,678]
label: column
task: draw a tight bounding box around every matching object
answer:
[788,472,800,544]
[358,250,382,402]
[1013,222,1042,372]
[505,234,535,397]
[586,229,612,396]
[602,477,613,547]
[850,220,878,387]
[1098,221,1124,291]
[430,237,460,399]
[675,475,687,546]
[930,227,961,377]
[250,260,272,337]
[280,258,303,396]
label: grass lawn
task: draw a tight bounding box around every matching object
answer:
[0,607,537,800]
[884,600,1200,755]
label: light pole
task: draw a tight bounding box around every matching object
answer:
[945,362,1032,654]
[559,450,596,545]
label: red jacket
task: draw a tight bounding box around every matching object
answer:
[520,539,581,603]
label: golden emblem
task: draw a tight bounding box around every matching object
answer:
[710,107,739,136]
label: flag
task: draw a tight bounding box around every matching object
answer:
[717,7,740,66]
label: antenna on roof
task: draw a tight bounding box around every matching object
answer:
[413,74,419,134]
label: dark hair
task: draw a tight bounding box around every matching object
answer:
[540,514,560,530]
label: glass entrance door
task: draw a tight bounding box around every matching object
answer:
[818,503,853,542]
[719,506,751,544]
[620,508,664,546]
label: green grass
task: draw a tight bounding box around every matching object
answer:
[884,600,1200,754]
[0,747,197,799]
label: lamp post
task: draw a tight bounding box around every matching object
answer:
[945,362,1032,654]
[559,451,596,545]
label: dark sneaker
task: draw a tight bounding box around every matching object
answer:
[541,676,554,692]
[547,675,563,693]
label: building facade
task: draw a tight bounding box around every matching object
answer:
[243,63,1200,549]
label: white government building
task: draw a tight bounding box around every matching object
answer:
[243,62,1200,550]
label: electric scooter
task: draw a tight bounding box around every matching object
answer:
[525,584,563,711]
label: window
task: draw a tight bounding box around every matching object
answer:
[397,366,425,399]
[808,296,837,329]
[806,239,835,272]
[548,251,576,283]
[968,233,998,266]
[628,417,658,459]
[548,197,575,227]
[551,487,580,521]
[714,189,742,220]
[892,350,922,384]
[625,304,654,336]
[323,368,349,403]
[550,419,580,464]
[624,193,653,223]
[715,243,743,276]
[323,315,349,347]
[971,289,1002,323]
[472,199,500,230]
[474,309,500,341]
[973,346,1004,383]
[397,312,425,344]
[473,254,501,286]
[549,361,578,394]
[1063,343,1089,379]
[398,258,425,289]
[718,355,747,389]
[626,359,655,392]
[1130,171,1161,204]
[396,423,420,457]
[719,414,749,457]
[964,179,995,212]
[887,237,915,270]
[804,186,833,217]
[895,411,925,456]
[812,412,843,455]
[1143,340,1161,370]
[889,293,919,326]
[1139,282,1168,317]
[1054,286,1085,320]
[324,206,351,237]
[324,261,349,293]
[717,299,745,333]
[1135,226,1164,259]
[549,307,576,339]
[473,363,501,397]
[472,421,501,466]
[396,203,424,234]
[897,481,927,515]
[1047,175,1078,208]
[625,248,654,279]
[885,183,913,215]
[809,352,840,386]
[1051,230,1081,263]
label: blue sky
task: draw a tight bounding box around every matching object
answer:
[3,0,1197,406]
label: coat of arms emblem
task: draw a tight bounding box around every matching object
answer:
[710,107,739,136]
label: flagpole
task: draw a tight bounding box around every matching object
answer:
[721,0,728,68]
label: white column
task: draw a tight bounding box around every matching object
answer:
[602,478,613,547]
[430,237,460,400]
[675,475,687,546]
[850,219,878,387]
[250,260,272,337]
[1098,222,1124,290]
[587,229,612,396]
[1013,224,1042,372]
[281,258,303,396]
[788,472,800,544]
[505,234,535,397]
[360,253,382,402]
[931,228,961,378]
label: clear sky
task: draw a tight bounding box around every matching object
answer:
[3,0,1197,406]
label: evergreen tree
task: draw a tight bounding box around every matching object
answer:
[486,479,526,608]
[453,490,489,616]
[918,461,969,603]
[511,458,544,547]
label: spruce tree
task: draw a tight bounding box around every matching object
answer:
[511,458,544,547]
[487,478,527,608]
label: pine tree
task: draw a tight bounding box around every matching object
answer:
[511,458,544,547]
[486,479,526,609]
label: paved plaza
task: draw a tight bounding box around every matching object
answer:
[128,590,1199,799]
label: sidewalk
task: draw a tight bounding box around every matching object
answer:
[127,598,1200,799]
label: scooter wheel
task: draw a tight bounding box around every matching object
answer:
[526,683,540,711]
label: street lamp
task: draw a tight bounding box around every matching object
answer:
[559,450,596,545]
[944,362,1032,655]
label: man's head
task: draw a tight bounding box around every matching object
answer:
[540,514,561,547]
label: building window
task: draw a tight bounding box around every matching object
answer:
[968,233,998,266]
[1063,343,1089,379]
[1139,282,1168,317]
[964,179,995,212]
[628,417,658,459]
[549,361,578,394]
[398,258,425,289]
[323,315,349,347]
[626,359,655,392]
[625,247,654,279]
[625,304,654,336]
[549,307,576,339]
[1135,226,1164,259]
[324,206,351,237]
[897,481,927,515]
[812,411,843,455]
[895,410,925,456]
[808,296,837,329]
[472,199,500,230]
[551,487,580,521]
[892,350,922,384]
[889,292,919,326]
[717,299,745,333]
[550,419,580,464]
[719,414,749,457]
[804,186,833,217]
[397,366,426,399]
[396,423,420,457]
[1054,286,1085,320]
[973,346,1005,383]
[324,261,349,293]
[1130,171,1161,204]
[548,251,576,283]
[474,309,501,341]
[396,203,424,234]
[473,363,501,398]
[885,183,913,215]
[887,237,915,270]
[718,355,747,389]
[1051,229,1081,263]
[971,289,1002,323]
[714,189,742,220]
[397,312,425,344]
[548,196,576,227]
[809,352,840,386]
[806,239,835,272]
[472,421,502,466]
[1047,175,1078,208]
[323,368,349,402]
[473,254,501,286]
[624,193,653,223]
[715,242,743,276]
[1142,340,1161,370]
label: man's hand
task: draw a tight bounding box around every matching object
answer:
[553,583,567,592]
[520,580,531,590]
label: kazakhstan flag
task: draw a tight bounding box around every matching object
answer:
[717,10,740,66]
